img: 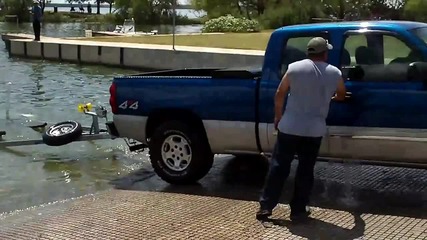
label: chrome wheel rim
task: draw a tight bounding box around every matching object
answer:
[47,123,77,137]
[161,134,192,171]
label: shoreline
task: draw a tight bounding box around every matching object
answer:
[0,11,202,25]
[1,33,264,71]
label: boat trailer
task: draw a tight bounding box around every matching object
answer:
[2,104,425,170]
[0,103,145,151]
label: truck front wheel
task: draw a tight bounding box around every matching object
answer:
[148,120,213,184]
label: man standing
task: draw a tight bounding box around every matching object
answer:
[256,37,347,222]
[32,0,42,41]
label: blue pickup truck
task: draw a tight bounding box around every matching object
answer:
[107,20,427,184]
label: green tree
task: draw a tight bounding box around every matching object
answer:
[193,0,413,29]
[2,0,34,22]
[260,0,324,28]
[321,0,374,20]
[369,0,405,19]
[191,0,239,18]
[403,0,427,22]
[192,0,325,21]
[114,0,173,25]
[192,0,271,19]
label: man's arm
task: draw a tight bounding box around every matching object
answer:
[333,77,347,101]
[274,72,290,129]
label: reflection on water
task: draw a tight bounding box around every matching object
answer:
[0,21,201,213]
[28,63,45,98]
[0,24,145,213]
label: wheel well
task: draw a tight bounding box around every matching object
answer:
[145,109,211,151]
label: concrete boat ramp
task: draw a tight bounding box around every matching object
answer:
[0,158,426,240]
[1,33,264,70]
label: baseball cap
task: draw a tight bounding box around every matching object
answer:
[307,37,333,54]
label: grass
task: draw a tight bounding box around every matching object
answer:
[81,31,274,50]
[82,31,412,60]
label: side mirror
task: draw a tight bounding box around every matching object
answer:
[345,65,365,80]
[408,62,427,81]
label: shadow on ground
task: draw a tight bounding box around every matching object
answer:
[264,212,366,240]
[110,154,427,221]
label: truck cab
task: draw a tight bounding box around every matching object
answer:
[259,21,427,164]
[109,21,427,184]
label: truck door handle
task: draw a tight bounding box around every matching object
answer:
[332,92,352,101]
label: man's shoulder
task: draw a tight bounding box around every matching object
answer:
[325,63,341,71]
[288,59,311,70]
[290,59,310,66]
[324,64,342,76]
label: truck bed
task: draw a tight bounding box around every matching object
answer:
[125,67,263,79]
[112,66,262,123]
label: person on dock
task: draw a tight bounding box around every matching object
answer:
[32,0,42,41]
[87,3,92,14]
[256,37,347,222]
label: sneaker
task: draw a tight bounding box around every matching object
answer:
[290,207,311,222]
[256,209,272,220]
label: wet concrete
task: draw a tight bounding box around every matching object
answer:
[0,152,425,240]
[110,152,427,220]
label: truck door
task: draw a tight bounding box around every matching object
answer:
[326,29,427,160]
[259,32,331,154]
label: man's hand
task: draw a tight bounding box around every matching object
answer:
[274,72,291,130]
[334,77,346,101]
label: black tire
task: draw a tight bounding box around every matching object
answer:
[42,120,83,146]
[148,120,214,184]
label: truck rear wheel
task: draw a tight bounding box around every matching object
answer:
[148,120,213,184]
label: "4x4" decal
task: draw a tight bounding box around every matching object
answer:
[118,100,139,110]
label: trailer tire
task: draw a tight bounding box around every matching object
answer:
[42,120,83,146]
[149,120,213,184]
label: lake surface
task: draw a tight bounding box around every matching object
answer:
[43,7,204,19]
[1,21,203,37]
[0,22,200,213]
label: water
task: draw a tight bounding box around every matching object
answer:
[43,7,205,19]
[0,22,199,213]
[1,21,203,37]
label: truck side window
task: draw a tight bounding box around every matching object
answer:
[280,36,315,77]
[385,36,423,64]
[341,33,424,82]
[342,35,368,66]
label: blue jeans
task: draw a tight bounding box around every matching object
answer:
[259,132,322,213]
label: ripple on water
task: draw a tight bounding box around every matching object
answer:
[0,36,148,213]
[0,21,201,213]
